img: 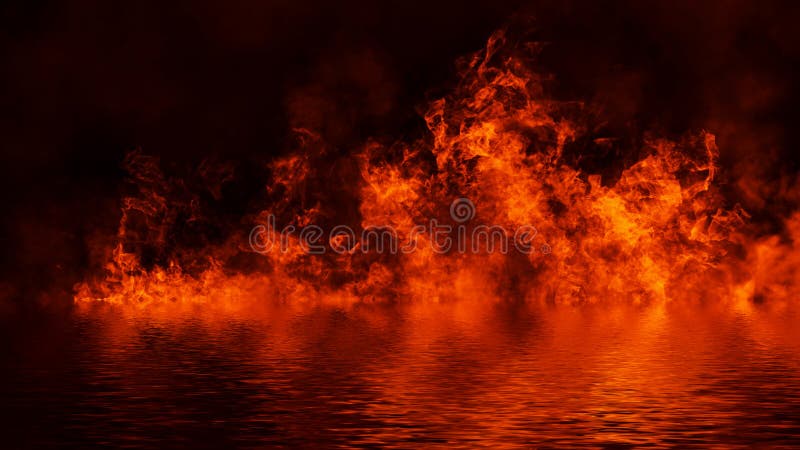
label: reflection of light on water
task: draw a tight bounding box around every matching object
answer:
[57,302,800,447]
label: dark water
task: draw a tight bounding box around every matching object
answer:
[3,301,800,448]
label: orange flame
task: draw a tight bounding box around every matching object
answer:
[74,30,799,310]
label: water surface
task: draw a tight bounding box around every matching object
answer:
[4,301,800,448]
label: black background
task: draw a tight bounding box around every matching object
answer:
[1,0,799,313]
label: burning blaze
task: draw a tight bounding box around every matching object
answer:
[74,31,798,309]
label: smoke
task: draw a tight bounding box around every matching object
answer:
[525,1,800,215]
[1,0,798,313]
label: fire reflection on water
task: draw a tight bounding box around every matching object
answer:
[4,301,791,447]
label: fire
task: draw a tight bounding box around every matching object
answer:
[74,30,798,309]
